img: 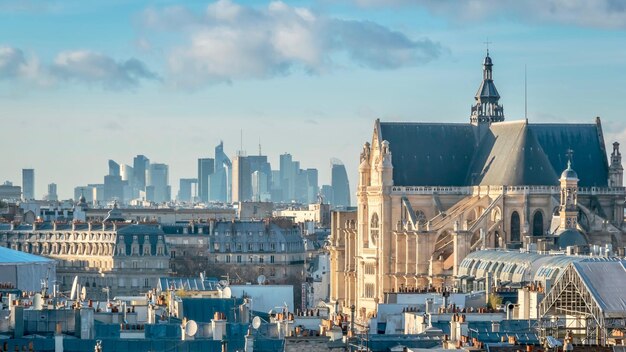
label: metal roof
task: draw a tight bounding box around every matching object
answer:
[573,260,626,317]
[378,119,608,187]
[0,245,55,265]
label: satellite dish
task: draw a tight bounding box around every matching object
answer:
[70,276,79,300]
[252,316,261,330]
[185,320,198,336]
[80,287,87,301]
[222,287,232,299]
[257,275,266,285]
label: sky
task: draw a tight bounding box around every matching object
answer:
[1,0,626,200]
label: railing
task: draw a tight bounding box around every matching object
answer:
[391,185,626,196]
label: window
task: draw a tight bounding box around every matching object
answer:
[532,211,544,236]
[225,243,231,252]
[144,278,150,288]
[214,243,220,251]
[236,243,242,252]
[364,283,375,298]
[270,255,275,264]
[259,243,264,252]
[511,211,521,242]
[259,256,264,263]
[370,213,379,246]
[248,243,254,251]
[270,243,276,251]
[132,261,138,269]
[237,255,242,263]
[364,263,375,275]
[226,255,231,263]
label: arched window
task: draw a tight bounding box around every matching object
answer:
[532,211,544,236]
[510,211,521,242]
[370,213,379,246]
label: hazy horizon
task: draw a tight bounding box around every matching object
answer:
[2,0,626,200]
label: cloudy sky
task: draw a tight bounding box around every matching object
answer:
[1,0,626,200]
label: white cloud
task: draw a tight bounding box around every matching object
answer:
[143,0,443,88]
[0,45,158,90]
[0,47,29,79]
[50,51,158,89]
[347,0,626,29]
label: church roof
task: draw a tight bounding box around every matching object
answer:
[378,122,476,187]
[379,120,608,187]
[469,121,558,186]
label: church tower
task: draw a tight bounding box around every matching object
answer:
[470,51,504,138]
[559,159,579,230]
[609,142,623,187]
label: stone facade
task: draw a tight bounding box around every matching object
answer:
[0,222,169,299]
[328,54,626,319]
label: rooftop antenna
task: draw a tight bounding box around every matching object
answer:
[258,137,262,156]
[525,64,528,123]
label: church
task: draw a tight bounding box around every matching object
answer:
[329,52,626,318]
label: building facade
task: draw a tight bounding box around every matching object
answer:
[329,53,626,318]
[0,222,169,299]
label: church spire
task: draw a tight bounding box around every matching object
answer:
[470,51,504,125]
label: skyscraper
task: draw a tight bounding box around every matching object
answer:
[178,178,197,202]
[46,183,58,201]
[108,160,120,177]
[331,158,350,207]
[197,158,214,203]
[279,153,296,202]
[22,169,34,200]
[232,154,251,202]
[146,163,170,203]
[104,160,123,202]
[133,155,149,191]
[210,142,231,202]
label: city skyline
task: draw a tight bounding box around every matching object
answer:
[2,1,626,199]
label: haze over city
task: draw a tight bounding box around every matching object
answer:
[2,0,626,199]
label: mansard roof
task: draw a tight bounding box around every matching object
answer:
[378,119,609,187]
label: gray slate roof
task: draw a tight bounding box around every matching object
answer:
[573,260,626,318]
[379,119,608,187]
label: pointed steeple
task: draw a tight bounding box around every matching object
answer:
[470,51,504,125]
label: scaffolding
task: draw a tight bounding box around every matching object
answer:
[538,259,626,346]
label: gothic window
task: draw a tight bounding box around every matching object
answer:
[364,283,375,298]
[364,263,375,275]
[532,211,544,236]
[510,211,521,242]
[370,213,379,246]
[415,210,427,224]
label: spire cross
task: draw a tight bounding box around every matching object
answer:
[566,148,574,167]
[483,39,492,54]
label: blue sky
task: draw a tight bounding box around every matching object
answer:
[1,0,626,199]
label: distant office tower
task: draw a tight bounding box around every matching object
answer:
[146,163,170,203]
[305,168,319,204]
[210,141,231,202]
[280,154,297,202]
[197,158,214,203]
[320,185,333,205]
[89,184,104,204]
[103,175,123,202]
[22,169,34,200]
[120,164,134,182]
[232,155,251,202]
[331,159,350,207]
[270,170,282,201]
[178,178,197,202]
[108,160,120,177]
[133,155,150,191]
[46,183,58,201]
[252,171,270,201]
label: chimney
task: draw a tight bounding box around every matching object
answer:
[212,312,226,341]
